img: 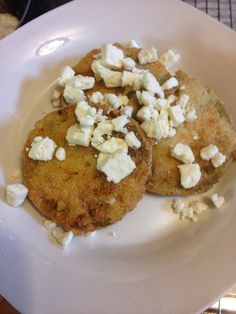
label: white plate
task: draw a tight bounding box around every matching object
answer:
[0,0,236,313]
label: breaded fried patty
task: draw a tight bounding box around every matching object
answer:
[146,70,236,195]
[23,106,152,234]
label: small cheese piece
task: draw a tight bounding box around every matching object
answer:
[154,98,169,110]
[92,121,114,145]
[63,85,85,104]
[120,105,133,117]
[102,70,122,88]
[171,143,195,164]
[58,66,75,86]
[211,152,226,168]
[122,57,136,71]
[159,49,180,69]
[159,108,170,138]
[97,149,136,184]
[178,163,201,189]
[185,106,197,122]
[112,115,129,133]
[105,94,122,109]
[44,219,57,229]
[125,131,141,149]
[55,147,66,161]
[66,124,93,147]
[127,39,139,48]
[200,144,219,160]
[72,75,95,90]
[210,193,225,208]
[141,119,162,139]
[189,201,208,214]
[143,72,164,98]
[75,101,95,126]
[169,105,185,126]
[119,95,129,106]
[101,43,124,69]
[137,91,156,107]
[161,77,179,90]
[89,91,104,104]
[91,59,108,81]
[138,47,158,65]
[97,137,128,154]
[28,137,57,161]
[137,106,158,122]
[121,71,136,87]
[176,94,189,110]
[6,184,28,207]
[52,230,74,248]
[172,198,185,214]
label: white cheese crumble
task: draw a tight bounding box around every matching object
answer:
[138,47,158,65]
[112,115,129,133]
[143,72,164,98]
[178,163,201,189]
[72,75,95,90]
[169,105,185,126]
[172,198,185,213]
[55,147,66,161]
[122,57,136,71]
[141,119,162,139]
[136,90,156,107]
[161,77,179,90]
[127,39,139,48]
[137,106,158,122]
[176,94,189,110]
[89,91,104,104]
[52,230,74,248]
[171,143,195,164]
[44,219,57,229]
[200,144,219,160]
[96,137,128,154]
[58,66,75,87]
[66,124,94,147]
[159,49,180,69]
[92,121,114,145]
[105,94,122,109]
[51,89,62,101]
[97,149,136,183]
[125,131,141,149]
[211,152,226,168]
[101,43,124,69]
[210,193,225,208]
[28,137,57,161]
[185,106,197,122]
[120,105,133,117]
[102,69,122,88]
[63,85,85,104]
[6,184,28,207]
[121,71,136,87]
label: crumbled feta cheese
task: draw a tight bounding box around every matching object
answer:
[58,66,75,87]
[167,94,178,105]
[63,85,85,103]
[137,91,156,107]
[138,47,158,65]
[92,121,114,145]
[101,43,124,69]
[161,77,179,90]
[172,198,185,214]
[143,72,164,98]
[105,94,122,109]
[112,115,129,133]
[127,39,139,48]
[141,119,162,139]
[200,144,219,160]
[159,49,180,69]
[210,193,225,208]
[132,73,144,90]
[51,89,62,101]
[72,75,95,90]
[122,57,136,71]
[89,91,104,104]
[102,69,122,88]
[6,184,28,207]
[211,152,226,168]
[44,219,56,229]
[55,147,66,161]
[79,115,95,127]
[119,95,129,106]
[95,108,107,123]
[97,149,136,183]
[185,106,197,122]
[178,163,201,189]
[66,124,93,147]
[171,143,195,164]
[189,201,208,214]
[176,94,189,110]
[168,127,176,138]
[12,168,22,179]
[121,71,136,87]
[159,108,170,138]
[28,137,57,161]
[52,230,74,248]
[125,131,141,149]
[169,105,185,126]
[154,98,169,110]
[34,136,43,142]
[120,105,133,117]
[75,100,90,119]
[91,59,108,81]
[96,137,128,153]
[137,106,158,122]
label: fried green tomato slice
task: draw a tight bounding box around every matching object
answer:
[146,70,236,196]
[23,106,152,234]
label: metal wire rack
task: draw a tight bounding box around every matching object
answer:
[182,0,236,30]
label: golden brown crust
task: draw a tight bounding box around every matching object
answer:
[23,106,152,234]
[146,70,236,196]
